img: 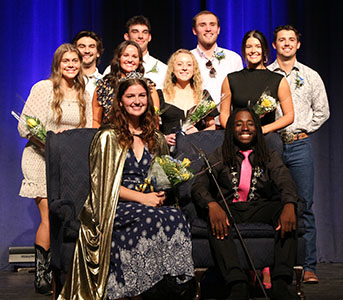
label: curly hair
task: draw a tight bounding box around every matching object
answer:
[109,78,158,152]
[72,30,104,64]
[49,43,87,127]
[163,49,203,104]
[222,107,270,169]
[106,40,145,88]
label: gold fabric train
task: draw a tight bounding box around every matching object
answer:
[58,128,169,300]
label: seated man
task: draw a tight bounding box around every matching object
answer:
[192,107,298,300]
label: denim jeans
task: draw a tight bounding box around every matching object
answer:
[265,132,283,158]
[283,137,316,272]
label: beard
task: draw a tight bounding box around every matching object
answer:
[233,135,256,151]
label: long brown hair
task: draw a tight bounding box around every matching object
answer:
[110,78,158,152]
[163,49,203,104]
[106,40,145,87]
[49,43,87,127]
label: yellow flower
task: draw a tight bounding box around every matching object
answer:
[27,118,37,128]
[181,173,190,181]
[261,99,272,108]
[154,106,160,115]
[181,158,191,168]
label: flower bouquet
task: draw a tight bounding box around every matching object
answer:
[253,92,278,116]
[181,91,217,132]
[12,111,47,149]
[136,155,194,193]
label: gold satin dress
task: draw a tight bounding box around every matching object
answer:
[58,128,194,300]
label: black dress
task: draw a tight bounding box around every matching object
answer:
[228,68,283,126]
[157,89,219,135]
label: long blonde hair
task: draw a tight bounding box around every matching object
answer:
[163,49,203,104]
[49,43,87,127]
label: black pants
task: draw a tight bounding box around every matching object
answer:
[208,201,297,284]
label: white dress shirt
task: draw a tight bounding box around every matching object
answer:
[191,45,243,106]
[84,68,103,102]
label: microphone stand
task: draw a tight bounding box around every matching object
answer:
[197,148,269,299]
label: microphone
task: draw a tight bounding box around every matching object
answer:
[198,148,213,174]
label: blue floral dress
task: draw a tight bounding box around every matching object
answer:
[107,148,194,299]
[96,77,115,124]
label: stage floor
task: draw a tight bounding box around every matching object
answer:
[0,263,342,299]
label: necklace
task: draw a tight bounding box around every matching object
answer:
[130,127,143,137]
[132,133,143,138]
[230,166,263,201]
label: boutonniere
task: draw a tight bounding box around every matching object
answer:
[214,50,225,63]
[146,61,159,74]
[295,72,304,88]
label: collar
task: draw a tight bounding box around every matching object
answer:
[269,59,300,75]
[234,145,255,156]
[143,51,150,64]
[196,44,219,60]
[87,68,101,79]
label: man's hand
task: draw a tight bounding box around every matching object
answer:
[208,202,230,240]
[165,133,176,146]
[276,203,296,238]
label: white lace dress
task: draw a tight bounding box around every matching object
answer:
[18,80,92,198]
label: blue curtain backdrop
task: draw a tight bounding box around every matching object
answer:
[0,0,342,269]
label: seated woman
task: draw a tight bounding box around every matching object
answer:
[158,49,218,147]
[92,40,160,127]
[220,30,294,155]
[58,74,194,300]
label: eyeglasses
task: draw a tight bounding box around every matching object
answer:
[206,60,217,78]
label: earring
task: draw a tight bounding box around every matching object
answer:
[264,55,268,64]
[171,72,177,84]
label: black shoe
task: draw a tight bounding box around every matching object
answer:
[271,277,296,300]
[226,281,249,300]
[34,244,52,295]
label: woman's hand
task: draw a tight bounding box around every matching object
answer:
[186,125,198,135]
[54,128,67,134]
[120,186,165,207]
[141,191,166,207]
